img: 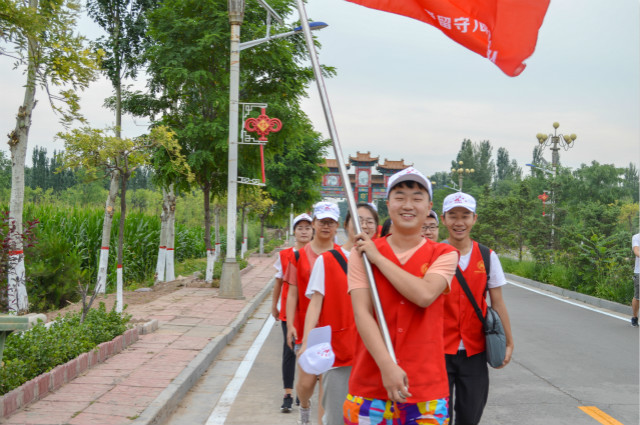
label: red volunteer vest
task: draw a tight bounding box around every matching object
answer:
[349,237,457,402]
[278,248,297,322]
[443,241,489,356]
[293,243,340,344]
[317,249,355,368]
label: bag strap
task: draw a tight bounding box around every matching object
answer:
[294,250,300,262]
[328,249,348,275]
[455,267,485,326]
[477,243,491,293]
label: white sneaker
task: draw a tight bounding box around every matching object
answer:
[298,404,311,425]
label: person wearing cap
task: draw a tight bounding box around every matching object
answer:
[300,203,379,425]
[272,213,312,413]
[440,192,514,425]
[345,167,459,425]
[285,201,341,425]
[422,210,440,242]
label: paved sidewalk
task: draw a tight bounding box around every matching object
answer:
[1,254,278,425]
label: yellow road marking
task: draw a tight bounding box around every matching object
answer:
[579,406,624,425]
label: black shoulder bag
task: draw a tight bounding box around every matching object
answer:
[455,243,506,368]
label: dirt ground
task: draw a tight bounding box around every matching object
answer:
[43,275,215,323]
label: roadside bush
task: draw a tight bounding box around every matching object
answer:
[0,303,130,395]
[26,227,88,311]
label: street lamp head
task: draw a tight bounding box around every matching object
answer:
[458,160,464,166]
[553,122,559,129]
[293,21,329,33]
[458,168,463,174]
[465,168,470,173]
[451,168,456,173]
[563,134,570,143]
[470,168,475,173]
[570,133,577,141]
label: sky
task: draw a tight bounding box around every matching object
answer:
[1,0,639,180]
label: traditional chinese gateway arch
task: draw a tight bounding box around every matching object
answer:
[320,151,412,203]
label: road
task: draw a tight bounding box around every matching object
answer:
[163,280,639,425]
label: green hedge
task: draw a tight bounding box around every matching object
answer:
[0,303,130,395]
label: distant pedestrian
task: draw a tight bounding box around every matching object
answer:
[271,213,313,412]
[345,167,458,425]
[285,202,341,425]
[301,203,378,425]
[632,233,639,327]
[422,210,440,242]
[441,192,514,425]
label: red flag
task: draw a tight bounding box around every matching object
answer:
[346,0,550,76]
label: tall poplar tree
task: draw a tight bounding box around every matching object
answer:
[2,0,98,312]
[86,0,158,292]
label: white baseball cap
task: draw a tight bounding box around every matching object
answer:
[298,326,335,375]
[313,202,340,222]
[386,167,433,200]
[293,213,312,229]
[442,192,477,214]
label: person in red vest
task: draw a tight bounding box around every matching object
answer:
[300,203,379,425]
[285,201,341,425]
[441,192,514,425]
[345,167,459,425]
[271,213,312,413]
[422,210,440,242]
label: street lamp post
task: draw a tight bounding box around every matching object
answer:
[450,160,474,192]
[219,1,326,298]
[535,122,577,248]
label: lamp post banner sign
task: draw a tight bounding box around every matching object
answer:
[345,0,550,77]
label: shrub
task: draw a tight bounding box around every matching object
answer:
[0,303,130,395]
[26,229,88,311]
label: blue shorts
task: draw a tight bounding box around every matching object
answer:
[343,393,449,425]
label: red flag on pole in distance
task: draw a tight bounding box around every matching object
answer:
[346,0,550,77]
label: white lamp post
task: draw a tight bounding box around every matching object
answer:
[219,0,327,298]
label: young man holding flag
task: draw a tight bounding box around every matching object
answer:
[345,167,459,425]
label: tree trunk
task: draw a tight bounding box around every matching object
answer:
[155,189,168,284]
[259,215,265,255]
[214,206,221,262]
[7,2,38,312]
[204,181,214,283]
[240,207,247,258]
[115,166,129,313]
[97,171,119,293]
[165,183,176,281]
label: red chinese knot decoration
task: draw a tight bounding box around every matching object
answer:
[244,108,282,142]
[538,193,549,216]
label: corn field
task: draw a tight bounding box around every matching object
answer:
[17,204,205,295]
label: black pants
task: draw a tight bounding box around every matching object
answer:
[281,321,296,389]
[446,350,489,425]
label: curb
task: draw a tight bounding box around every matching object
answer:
[505,273,633,316]
[132,276,276,425]
[0,319,158,419]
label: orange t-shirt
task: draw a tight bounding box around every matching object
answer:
[348,238,458,292]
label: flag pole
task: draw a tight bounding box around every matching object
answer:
[295,0,396,364]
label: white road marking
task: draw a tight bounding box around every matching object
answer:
[507,280,628,322]
[205,315,276,425]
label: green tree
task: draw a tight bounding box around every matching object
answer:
[452,139,495,188]
[265,131,330,220]
[3,0,99,312]
[131,0,333,257]
[58,125,192,309]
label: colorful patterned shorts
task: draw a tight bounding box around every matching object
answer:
[343,393,449,425]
